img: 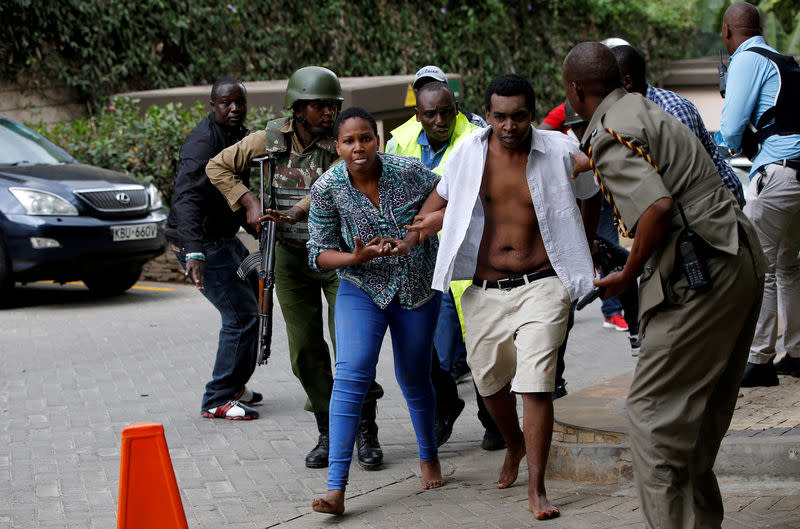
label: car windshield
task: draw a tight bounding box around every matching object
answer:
[0,118,74,165]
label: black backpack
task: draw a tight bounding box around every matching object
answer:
[740,47,800,160]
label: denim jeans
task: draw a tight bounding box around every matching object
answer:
[595,235,640,336]
[327,279,440,490]
[433,290,468,371]
[174,237,259,410]
[274,242,384,413]
[597,199,625,318]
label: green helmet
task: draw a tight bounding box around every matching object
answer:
[284,66,343,109]
[563,100,587,128]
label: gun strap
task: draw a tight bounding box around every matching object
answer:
[588,126,661,238]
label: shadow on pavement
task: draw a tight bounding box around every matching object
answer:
[1,281,175,309]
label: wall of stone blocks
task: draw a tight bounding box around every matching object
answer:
[0,78,86,125]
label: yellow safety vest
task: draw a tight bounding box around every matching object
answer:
[390,113,479,339]
[390,112,478,176]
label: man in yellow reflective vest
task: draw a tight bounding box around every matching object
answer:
[387,68,505,450]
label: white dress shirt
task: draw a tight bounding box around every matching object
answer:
[432,126,598,301]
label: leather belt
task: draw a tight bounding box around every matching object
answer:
[473,267,556,290]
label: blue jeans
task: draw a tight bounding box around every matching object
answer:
[327,279,440,490]
[595,234,640,336]
[174,237,259,410]
[597,199,624,318]
[433,290,467,371]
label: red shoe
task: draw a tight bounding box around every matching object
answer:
[603,314,629,332]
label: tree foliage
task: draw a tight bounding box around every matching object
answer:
[2,0,693,114]
[688,0,800,55]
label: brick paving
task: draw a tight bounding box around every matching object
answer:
[0,281,798,528]
[729,375,800,435]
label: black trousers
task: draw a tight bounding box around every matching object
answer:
[431,348,501,435]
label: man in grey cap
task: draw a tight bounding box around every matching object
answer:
[387,65,504,451]
[413,65,487,127]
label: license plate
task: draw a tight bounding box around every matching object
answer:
[111,223,158,241]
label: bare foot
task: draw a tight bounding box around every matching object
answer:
[497,442,526,489]
[420,458,445,489]
[529,493,560,520]
[311,490,345,515]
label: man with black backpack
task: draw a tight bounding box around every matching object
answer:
[719,2,800,388]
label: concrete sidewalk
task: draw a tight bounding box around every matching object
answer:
[548,372,800,485]
[1,280,798,528]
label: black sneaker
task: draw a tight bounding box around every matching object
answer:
[629,336,641,357]
[481,428,506,451]
[450,363,471,384]
[740,361,779,388]
[774,354,800,377]
[435,398,465,446]
[553,382,568,400]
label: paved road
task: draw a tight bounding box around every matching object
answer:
[1,280,797,528]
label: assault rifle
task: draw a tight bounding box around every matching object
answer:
[237,155,277,366]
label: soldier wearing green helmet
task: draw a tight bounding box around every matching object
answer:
[207,66,384,471]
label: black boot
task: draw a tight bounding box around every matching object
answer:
[357,401,383,470]
[305,412,329,469]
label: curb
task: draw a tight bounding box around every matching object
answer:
[547,434,800,484]
[548,373,800,484]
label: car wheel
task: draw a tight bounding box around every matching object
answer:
[0,234,13,304]
[82,265,143,296]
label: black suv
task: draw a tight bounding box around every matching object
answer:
[0,115,167,298]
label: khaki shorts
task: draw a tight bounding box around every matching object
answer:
[461,276,571,396]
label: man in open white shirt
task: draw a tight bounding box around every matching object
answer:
[410,74,599,521]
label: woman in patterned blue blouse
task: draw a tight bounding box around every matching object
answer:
[308,107,444,515]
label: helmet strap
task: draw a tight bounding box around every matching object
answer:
[293,103,310,128]
[293,102,333,140]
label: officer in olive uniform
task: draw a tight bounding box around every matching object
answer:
[207,66,384,470]
[563,43,765,529]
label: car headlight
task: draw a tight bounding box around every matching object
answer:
[146,183,163,210]
[10,187,79,215]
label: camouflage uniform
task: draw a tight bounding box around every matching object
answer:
[207,117,384,414]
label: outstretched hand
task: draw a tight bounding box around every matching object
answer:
[405,209,444,242]
[351,237,394,264]
[258,206,304,225]
[571,152,591,179]
[385,237,414,256]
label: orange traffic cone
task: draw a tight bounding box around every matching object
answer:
[117,423,189,529]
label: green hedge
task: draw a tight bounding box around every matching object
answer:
[28,99,280,206]
[3,0,692,114]
[11,0,694,204]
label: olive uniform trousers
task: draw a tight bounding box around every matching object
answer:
[627,240,763,529]
[274,242,383,413]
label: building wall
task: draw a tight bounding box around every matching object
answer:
[668,86,725,132]
[0,79,85,125]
